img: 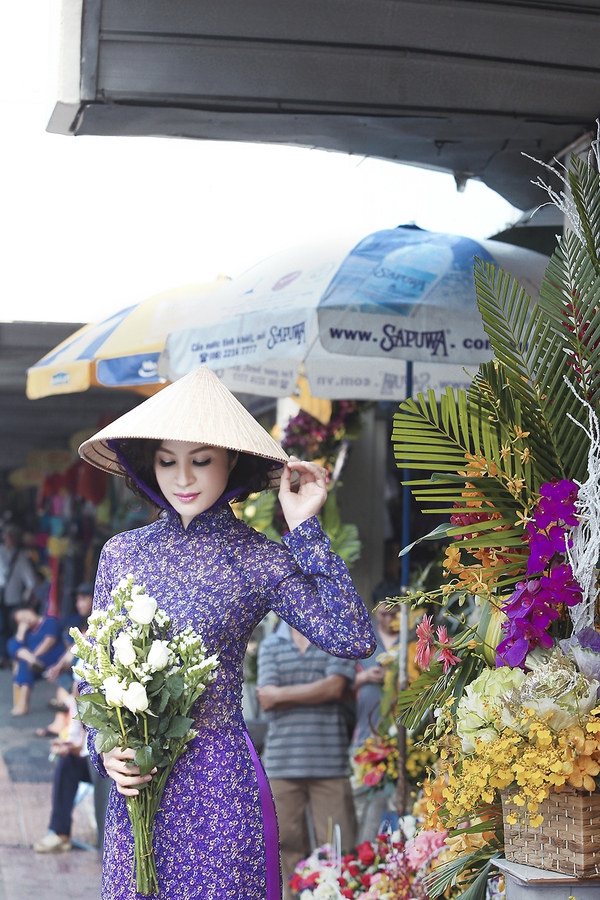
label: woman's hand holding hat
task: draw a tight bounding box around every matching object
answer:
[279,457,328,532]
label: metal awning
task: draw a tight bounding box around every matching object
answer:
[49,0,600,208]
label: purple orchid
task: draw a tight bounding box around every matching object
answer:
[533,479,579,530]
[526,524,570,574]
[496,622,554,668]
[539,564,583,608]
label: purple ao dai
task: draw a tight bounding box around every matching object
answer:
[87,505,375,900]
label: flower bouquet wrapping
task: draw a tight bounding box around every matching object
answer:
[70,575,219,896]
[290,829,447,899]
[390,142,600,896]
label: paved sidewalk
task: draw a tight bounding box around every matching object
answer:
[0,668,101,900]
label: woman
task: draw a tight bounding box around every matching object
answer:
[79,366,376,900]
[8,606,64,715]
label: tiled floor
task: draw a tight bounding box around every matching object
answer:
[0,669,101,900]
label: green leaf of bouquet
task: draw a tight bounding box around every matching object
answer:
[95,729,120,754]
[397,662,459,730]
[155,687,171,714]
[165,673,185,700]
[448,654,483,715]
[448,808,503,837]
[79,692,106,707]
[145,714,159,736]
[423,851,480,898]
[76,701,110,731]
[398,522,454,556]
[157,715,170,735]
[164,715,195,740]
[146,672,166,695]
[134,745,155,777]
[451,859,496,900]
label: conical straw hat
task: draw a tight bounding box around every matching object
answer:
[79,366,289,477]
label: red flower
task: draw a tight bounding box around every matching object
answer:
[341,891,354,899]
[360,873,373,887]
[304,872,320,886]
[356,842,376,866]
[346,863,360,877]
[363,768,384,787]
[343,854,357,864]
[289,874,302,890]
[337,877,347,887]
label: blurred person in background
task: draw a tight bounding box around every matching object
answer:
[352,595,399,843]
[34,686,111,854]
[257,623,357,900]
[8,607,64,715]
[36,582,95,738]
[0,524,36,666]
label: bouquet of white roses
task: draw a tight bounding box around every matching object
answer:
[70,574,219,896]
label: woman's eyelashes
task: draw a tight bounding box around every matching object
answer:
[156,457,211,468]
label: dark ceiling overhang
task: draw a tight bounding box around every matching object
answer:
[48,0,600,209]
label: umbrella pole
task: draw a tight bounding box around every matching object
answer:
[397,360,413,818]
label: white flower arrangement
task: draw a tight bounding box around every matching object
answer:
[70,574,219,896]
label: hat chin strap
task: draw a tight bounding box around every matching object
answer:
[108,440,246,516]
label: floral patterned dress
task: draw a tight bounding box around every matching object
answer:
[87,504,375,900]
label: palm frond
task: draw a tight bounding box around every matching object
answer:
[473,260,580,484]
[396,662,455,730]
[393,387,528,573]
[424,850,500,900]
[538,230,600,432]
[568,154,600,275]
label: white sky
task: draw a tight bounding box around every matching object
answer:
[1,1,522,325]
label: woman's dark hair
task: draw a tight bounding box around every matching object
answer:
[116,439,276,508]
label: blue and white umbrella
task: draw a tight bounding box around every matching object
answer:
[160,226,548,401]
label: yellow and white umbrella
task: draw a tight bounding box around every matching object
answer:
[26,278,229,400]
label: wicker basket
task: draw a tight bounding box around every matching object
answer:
[502,785,600,878]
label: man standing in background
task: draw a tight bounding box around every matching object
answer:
[257,622,357,900]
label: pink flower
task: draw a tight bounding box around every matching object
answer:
[416,614,434,642]
[415,614,435,670]
[439,646,461,673]
[415,639,433,670]
[406,829,448,869]
[436,625,450,645]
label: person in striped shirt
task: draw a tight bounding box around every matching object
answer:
[257,622,357,899]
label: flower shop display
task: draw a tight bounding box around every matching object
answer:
[70,575,219,895]
[390,143,600,897]
[352,640,437,801]
[234,399,365,566]
[290,829,447,899]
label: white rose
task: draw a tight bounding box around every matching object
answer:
[128,594,157,625]
[121,681,149,713]
[147,639,170,671]
[113,632,136,667]
[103,675,126,707]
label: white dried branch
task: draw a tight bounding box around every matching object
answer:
[564,378,600,632]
